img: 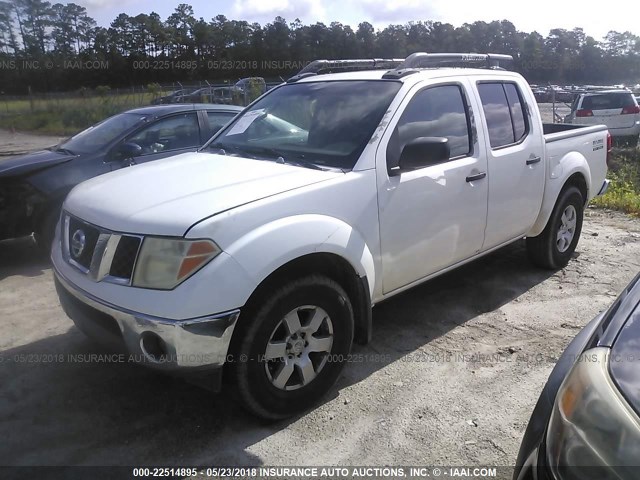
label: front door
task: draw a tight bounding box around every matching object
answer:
[110,112,202,169]
[377,81,489,294]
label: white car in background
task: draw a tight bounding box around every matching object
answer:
[565,90,640,146]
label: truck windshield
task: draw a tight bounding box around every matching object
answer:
[206,80,401,170]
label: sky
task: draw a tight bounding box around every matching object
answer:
[75,0,639,41]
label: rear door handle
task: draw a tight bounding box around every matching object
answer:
[526,156,541,165]
[466,172,487,182]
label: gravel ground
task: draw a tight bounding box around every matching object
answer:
[0,129,63,157]
[1,209,639,475]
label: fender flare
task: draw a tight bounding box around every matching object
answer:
[224,214,377,303]
[527,153,591,238]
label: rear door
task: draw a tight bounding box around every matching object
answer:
[578,93,638,129]
[474,80,545,250]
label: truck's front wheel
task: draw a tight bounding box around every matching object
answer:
[526,186,584,270]
[233,275,354,420]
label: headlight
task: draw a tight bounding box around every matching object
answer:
[546,347,640,479]
[132,237,221,290]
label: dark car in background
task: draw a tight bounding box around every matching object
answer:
[0,103,241,250]
[178,86,234,104]
[150,88,196,105]
[515,271,640,480]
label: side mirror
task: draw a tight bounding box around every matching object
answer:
[111,142,142,161]
[396,137,450,173]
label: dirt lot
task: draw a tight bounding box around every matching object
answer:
[1,209,639,473]
[0,126,639,476]
[0,129,62,157]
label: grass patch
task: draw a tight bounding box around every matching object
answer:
[591,148,640,217]
[0,91,161,135]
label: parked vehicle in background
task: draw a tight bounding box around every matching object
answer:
[564,90,640,146]
[514,272,640,480]
[175,87,214,103]
[151,88,196,105]
[174,78,267,105]
[52,53,609,419]
[533,88,551,103]
[234,77,267,96]
[211,87,234,104]
[0,104,241,249]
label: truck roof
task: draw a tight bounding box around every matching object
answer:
[294,67,522,84]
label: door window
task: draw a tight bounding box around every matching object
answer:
[504,83,528,141]
[127,113,200,155]
[478,82,529,148]
[387,84,471,168]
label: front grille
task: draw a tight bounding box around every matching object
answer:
[68,217,100,269]
[63,213,143,285]
[109,236,141,279]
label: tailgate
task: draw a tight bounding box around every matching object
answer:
[591,109,635,128]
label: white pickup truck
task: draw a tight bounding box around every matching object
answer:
[52,53,610,419]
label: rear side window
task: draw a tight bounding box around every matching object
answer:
[478,82,529,148]
[388,84,471,165]
[504,84,527,141]
[581,93,636,110]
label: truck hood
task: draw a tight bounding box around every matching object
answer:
[0,149,74,178]
[65,152,341,235]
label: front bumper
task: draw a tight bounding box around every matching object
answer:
[54,264,240,373]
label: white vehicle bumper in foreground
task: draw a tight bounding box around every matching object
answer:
[53,263,240,374]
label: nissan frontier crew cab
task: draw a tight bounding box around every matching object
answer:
[52,53,611,419]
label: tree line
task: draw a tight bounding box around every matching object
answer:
[1,1,640,95]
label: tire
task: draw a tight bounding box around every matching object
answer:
[526,186,584,270]
[233,275,354,420]
[34,206,62,257]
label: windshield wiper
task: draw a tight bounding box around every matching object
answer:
[49,146,76,156]
[244,146,326,171]
[211,143,330,171]
[209,143,256,159]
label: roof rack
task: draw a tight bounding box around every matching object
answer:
[404,52,512,69]
[383,52,513,79]
[287,52,514,82]
[287,58,404,82]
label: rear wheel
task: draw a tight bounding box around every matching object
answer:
[233,275,354,420]
[526,186,584,270]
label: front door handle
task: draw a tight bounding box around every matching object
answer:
[466,172,487,182]
[526,156,541,165]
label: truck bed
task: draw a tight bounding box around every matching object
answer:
[543,123,607,142]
